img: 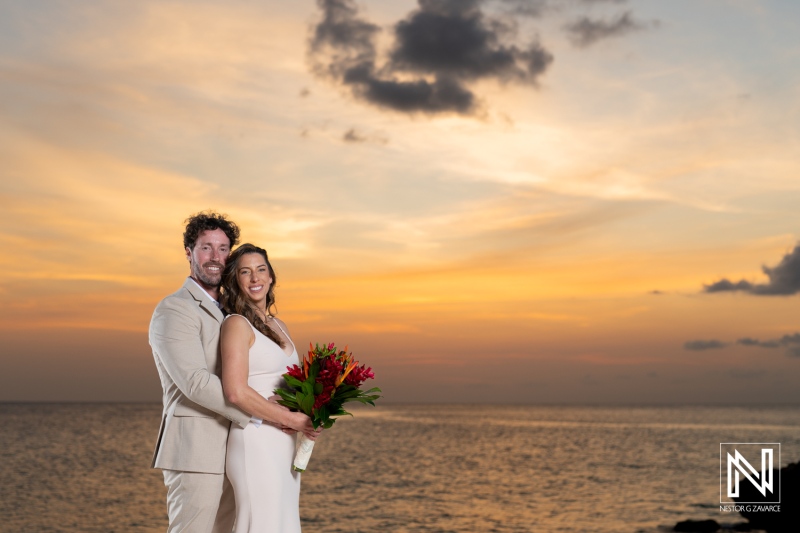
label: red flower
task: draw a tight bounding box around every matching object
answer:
[344,364,375,387]
[285,364,304,381]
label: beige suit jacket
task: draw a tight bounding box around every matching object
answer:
[149,278,251,474]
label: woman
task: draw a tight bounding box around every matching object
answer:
[219,243,319,533]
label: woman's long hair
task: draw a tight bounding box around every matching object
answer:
[220,243,284,348]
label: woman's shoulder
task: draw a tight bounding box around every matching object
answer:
[220,314,256,348]
[221,313,253,331]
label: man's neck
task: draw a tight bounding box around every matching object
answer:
[190,276,220,301]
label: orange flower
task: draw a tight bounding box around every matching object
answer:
[335,359,359,387]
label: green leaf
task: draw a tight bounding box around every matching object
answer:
[273,389,295,401]
[295,392,307,413]
[300,381,313,396]
[317,404,329,422]
[283,375,304,388]
[335,388,361,400]
[314,382,323,395]
[276,399,298,410]
[308,360,320,381]
[300,392,315,415]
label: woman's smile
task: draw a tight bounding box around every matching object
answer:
[236,253,272,305]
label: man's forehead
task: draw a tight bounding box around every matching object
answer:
[196,229,230,246]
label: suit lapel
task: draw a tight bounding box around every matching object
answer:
[182,278,224,323]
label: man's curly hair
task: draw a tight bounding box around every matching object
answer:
[183,211,240,250]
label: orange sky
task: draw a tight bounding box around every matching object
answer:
[2,0,800,403]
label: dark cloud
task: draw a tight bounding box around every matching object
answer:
[736,337,781,348]
[309,0,380,77]
[564,11,651,48]
[309,0,553,116]
[737,333,800,357]
[685,334,800,357]
[703,244,800,296]
[684,340,727,351]
[389,0,551,82]
[704,279,755,293]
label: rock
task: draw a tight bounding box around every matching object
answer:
[673,519,721,532]
[735,461,799,532]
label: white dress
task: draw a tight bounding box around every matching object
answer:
[225,316,301,533]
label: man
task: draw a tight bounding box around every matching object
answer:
[149,211,255,533]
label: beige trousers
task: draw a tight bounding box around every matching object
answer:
[163,469,235,533]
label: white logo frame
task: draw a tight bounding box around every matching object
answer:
[720,443,780,504]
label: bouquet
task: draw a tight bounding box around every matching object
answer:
[274,342,381,472]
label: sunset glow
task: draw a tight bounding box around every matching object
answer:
[2,0,800,403]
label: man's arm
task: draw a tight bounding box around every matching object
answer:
[150,296,251,428]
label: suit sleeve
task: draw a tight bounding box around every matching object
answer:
[150,296,251,428]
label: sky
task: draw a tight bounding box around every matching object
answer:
[2,0,800,404]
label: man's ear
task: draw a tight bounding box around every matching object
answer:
[185,247,192,262]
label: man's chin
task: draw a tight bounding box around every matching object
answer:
[193,274,221,289]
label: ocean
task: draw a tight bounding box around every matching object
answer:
[0,403,798,533]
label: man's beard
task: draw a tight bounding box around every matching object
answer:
[192,261,224,288]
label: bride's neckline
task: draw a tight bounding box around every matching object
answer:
[259,315,296,356]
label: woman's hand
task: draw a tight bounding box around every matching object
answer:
[265,394,297,435]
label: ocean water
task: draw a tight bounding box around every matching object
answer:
[0,403,798,533]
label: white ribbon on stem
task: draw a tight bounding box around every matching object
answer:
[293,434,315,472]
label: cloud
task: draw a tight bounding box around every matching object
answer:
[343,128,367,142]
[683,339,727,351]
[496,0,549,17]
[342,127,388,144]
[737,333,800,357]
[680,332,800,358]
[736,337,781,348]
[564,11,652,48]
[703,244,800,296]
[309,0,553,116]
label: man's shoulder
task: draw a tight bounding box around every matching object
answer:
[152,282,200,315]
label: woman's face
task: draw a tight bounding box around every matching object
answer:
[236,252,272,306]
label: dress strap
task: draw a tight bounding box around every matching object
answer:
[269,317,296,354]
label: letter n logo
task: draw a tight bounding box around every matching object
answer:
[720,443,780,504]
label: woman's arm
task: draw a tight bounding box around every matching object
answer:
[220,315,321,439]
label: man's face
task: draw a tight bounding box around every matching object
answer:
[186,229,231,290]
